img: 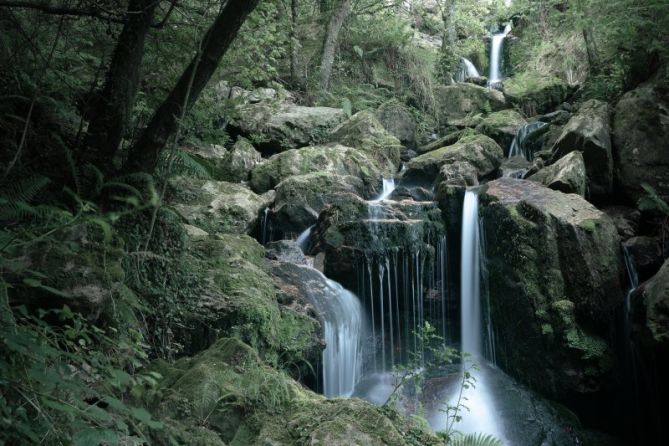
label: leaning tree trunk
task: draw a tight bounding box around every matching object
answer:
[83,0,158,170]
[319,0,351,91]
[290,0,300,87]
[438,0,457,81]
[126,0,261,172]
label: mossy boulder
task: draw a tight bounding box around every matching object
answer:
[417,129,466,155]
[475,109,527,150]
[434,83,507,128]
[229,102,347,153]
[480,178,622,399]
[179,234,320,365]
[219,137,262,182]
[504,72,570,115]
[328,111,403,169]
[249,144,390,194]
[405,134,503,189]
[613,77,669,203]
[528,151,587,196]
[375,99,417,148]
[181,144,228,180]
[271,172,367,238]
[148,337,441,446]
[167,177,271,236]
[551,99,614,199]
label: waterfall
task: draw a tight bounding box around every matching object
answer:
[321,277,364,397]
[489,24,511,85]
[296,225,314,252]
[260,207,270,244]
[508,121,547,160]
[372,178,396,202]
[455,58,480,82]
[461,190,482,356]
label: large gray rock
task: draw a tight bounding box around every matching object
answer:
[528,151,587,196]
[475,109,527,151]
[551,99,614,199]
[480,178,622,399]
[249,144,390,194]
[328,110,403,169]
[613,78,669,203]
[219,137,262,182]
[404,134,503,188]
[167,177,272,235]
[633,258,669,350]
[434,83,507,128]
[375,99,417,148]
[229,103,347,153]
[271,172,366,238]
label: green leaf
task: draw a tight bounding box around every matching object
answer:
[353,45,364,58]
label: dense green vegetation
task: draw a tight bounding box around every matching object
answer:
[1,0,668,444]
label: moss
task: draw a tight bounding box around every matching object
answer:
[565,329,608,360]
[505,72,569,115]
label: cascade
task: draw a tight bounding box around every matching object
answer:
[461,190,482,356]
[361,179,448,373]
[321,277,364,397]
[508,121,547,161]
[372,178,396,202]
[296,225,314,252]
[295,264,364,397]
[260,207,271,244]
[489,24,511,85]
[455,58,480,82]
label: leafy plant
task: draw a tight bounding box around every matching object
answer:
[448,432,503,446]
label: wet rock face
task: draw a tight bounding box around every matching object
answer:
[551,99,614,200]
[633,258,669,350]
[480,178,623,399]
[623,236,669,283]
[613,78,669,203]
[310,193,445,291]
[265,240,309,265]
[528,151,587,196]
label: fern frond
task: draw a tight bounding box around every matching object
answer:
[0,175,50,204]
[448,432,502,446]
[157,150,211,179]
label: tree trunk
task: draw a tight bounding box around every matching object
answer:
[439,0,457,81]
[319,0,351,91]
[290,0,299,87]
[83,0,158,169]
[583,27,600,74]
[126,0,261,172]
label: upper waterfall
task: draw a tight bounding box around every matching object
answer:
[489,24,512,85]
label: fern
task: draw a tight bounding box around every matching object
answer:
[156,149,211,179]
[448,432,503,446]
[638,183,669,216]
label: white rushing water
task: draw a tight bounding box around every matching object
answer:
[372,178,396,202]
[448,189,506,441]
[508,121,547,160]
[296,225,314,252]
[321,277,364,397]
[461,190,482,357]
[489,24,511,84]
[455,58,480,82]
